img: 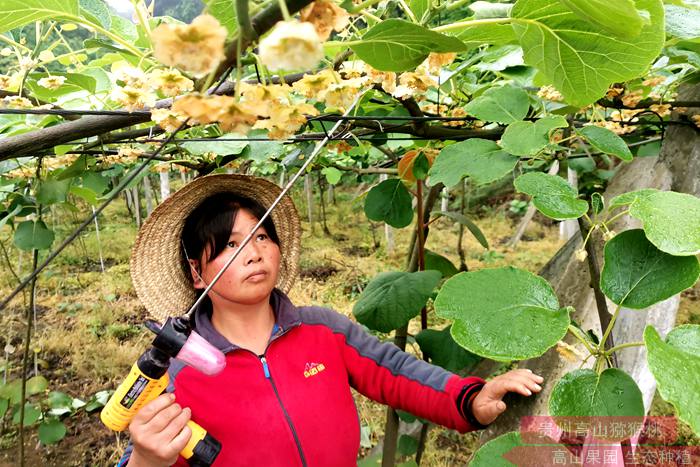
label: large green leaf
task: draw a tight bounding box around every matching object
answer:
[576,126,633,161]
[500,116,568,156]
[350,19,467,72]
[549,368,645,418]
[511,0,665,106]
[26,375,49,396]
[0,0,79,33]
[429,139,519,188]
[470,431,521,467]
[12,403,41,426]
[79,0,111,29]
[627,190,700,256]
[645,325,700,435]
[514,172,588,220]
[665,324,700,358]
[14,220,55,251]
[353,270,442,333]
[600,229,700,309]
[464,85,530,124]
[559,0,645,39]
[435,267,571,361]
[36,178,72,205]
[415,325,481,372]
[38,418,67,445]
[364,178,414,228]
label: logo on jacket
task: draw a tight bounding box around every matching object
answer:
[303,362,326,378]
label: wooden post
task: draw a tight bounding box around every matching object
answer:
[159,171,170,201]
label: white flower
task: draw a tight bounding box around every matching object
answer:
[575,249,588,262]
[259,20,324,72]
[603,230,616,242]
[37,76,67,90]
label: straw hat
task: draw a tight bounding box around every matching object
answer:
[130,173,301,322]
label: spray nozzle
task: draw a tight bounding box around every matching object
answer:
[143,317,226,376]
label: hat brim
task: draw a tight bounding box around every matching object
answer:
[130,174,301,322]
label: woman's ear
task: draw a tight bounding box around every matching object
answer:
[188,259,206,289]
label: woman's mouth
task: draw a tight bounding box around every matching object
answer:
[245,270,267,281]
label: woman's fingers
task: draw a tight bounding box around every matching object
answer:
[159,406,192,440]
[169,423,193,453]
[132,393,177,426]
[147,402,186,433]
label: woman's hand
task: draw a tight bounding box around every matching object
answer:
[471,369,544,426]
[126,393,192,467]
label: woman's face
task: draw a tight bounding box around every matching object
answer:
[189,208,281,307]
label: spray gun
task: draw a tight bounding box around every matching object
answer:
[100,317,225,466]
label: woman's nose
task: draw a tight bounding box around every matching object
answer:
[244,242,263,264]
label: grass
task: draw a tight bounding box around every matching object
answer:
[0,182,696,465]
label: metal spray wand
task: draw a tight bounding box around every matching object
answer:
[184,88,370,319]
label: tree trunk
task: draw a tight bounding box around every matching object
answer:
[131,186,142,228]
[479,84,699,447]
[143,175,155,217]
[159,171,170,201]
[304,174,315,234]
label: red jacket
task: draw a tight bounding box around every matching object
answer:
[118,288,487,466]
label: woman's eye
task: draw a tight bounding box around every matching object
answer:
[257,234,268,241]
[227,241,237,248]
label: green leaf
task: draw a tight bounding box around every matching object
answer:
[665,324,700,358]
[79,0,111,29]
[435,211,489,249]
[205,0,238,37]
[0,0,79,33]
[14,220,55,251]
[364,178,414,228]
[514,172,588,220]
[664,5,700,40]
[0,379,22,405]
[469,431,522,467]
[353,271,442,332]
[500,116,568,156]
[415,325,481,372]
[626,190,700,256]
[600,229,700,309]
[435,267,570,361]
[81,172,109,195]
[511,0,664,106]
[350,19,467,72]
[38,418,67,445]
[549,368,645,418]
[26,375,49,396]
[576,126,633,161]
[424,249,459,279]
[608,188,656,210]
[429,139,519,187]
[182,134,248,156]
[57,154,90,180]
[644,325,700,435]
[48,391,74,410]
[321,167,342,185]
[36,178,72,205]
[0,398,8,419]
[464,85,530,124]
[110,14,138,42]
[408,0,430,22]
[451,23,518,48]
[398,435,418,456]
[12,403,41,426]
[591,193,604,215]
[559,0,644,39]
[412,152,429,181]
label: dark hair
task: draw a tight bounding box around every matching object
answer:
[180,192,280,283]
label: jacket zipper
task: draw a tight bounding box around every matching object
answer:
[259,354,308,467]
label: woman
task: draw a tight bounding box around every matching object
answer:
[119,174,544,466]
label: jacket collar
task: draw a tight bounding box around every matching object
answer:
[193,287,302,353]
